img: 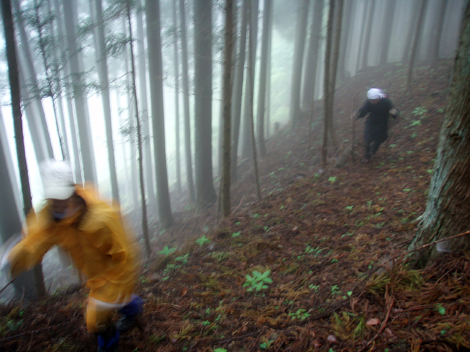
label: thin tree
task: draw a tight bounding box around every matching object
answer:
[360,0,376,70]
[322,0,334,166]
[407,0,428,90]
[429,0,447,63]
[194,0,217,208]
[247,0,262,201]
[230,0,248,182]
[178,0,195,203]
[408,2,470,268]
[220,0,234,217]
[90,0,120,203]
[289,0,310,130]
[2,0,46,297]
[401,1,420,64]
[379,0,397,66]
[172,0,182,193]
[146,0,174,228]
[126,0,151,258]
[255,0,272,157]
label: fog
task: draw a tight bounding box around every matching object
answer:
[0,0,467,300]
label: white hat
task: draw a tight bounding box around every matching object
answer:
[40,159,75,200]
[367,88,385,100]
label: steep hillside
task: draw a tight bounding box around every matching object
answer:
[2,60,469,352]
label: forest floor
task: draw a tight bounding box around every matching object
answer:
[2,59,470,352]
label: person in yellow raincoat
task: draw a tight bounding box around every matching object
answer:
[2,160,143,352]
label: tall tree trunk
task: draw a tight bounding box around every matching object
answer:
[221,0,234,217]
[360,0,376,70]
[265,18,272,138]
[12,0,54,160]
[136,0,157,213]
[255,0,272,158]
[146,0,174,228]
[194,0,217,208]
[289,0,310,130]
[172,0,182,193]
[401,1,420,64]
[429,0,447,63]
[355,0,369,73]
[301,0,324,113]
[127,1,151,258]
[230,0,248,182]
[379,0,397,66]
[63,0,97,183]
[240,0,259,159]
[178,0,195,203]
[2,0,46,297]
[408,2,470,268]
[407,0,428,90]
[91,0,120,203]
[337,0,354,82]
[0,110,37,299]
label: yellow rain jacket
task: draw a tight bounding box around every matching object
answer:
[8,187,140,306]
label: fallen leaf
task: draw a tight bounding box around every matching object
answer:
[366,318,380,326]
[327,335,337,343]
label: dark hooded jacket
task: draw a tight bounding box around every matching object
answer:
[357,97,395,136]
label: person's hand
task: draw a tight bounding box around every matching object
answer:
[390,108,398,116]
[350,113,357,120]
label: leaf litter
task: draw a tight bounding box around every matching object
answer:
[1,60,470,351]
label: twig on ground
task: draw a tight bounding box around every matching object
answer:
[0,278,16,296]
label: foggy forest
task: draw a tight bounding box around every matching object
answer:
[1,0,470,351]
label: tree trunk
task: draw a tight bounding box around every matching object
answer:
[429,0,447,63]
[136,0,157,213]
[127,1,151,258]
[146,0,174,228]
[194,0,217,208]
[221,0,234,217]
[230,0,248,182]
[2,0,46,297]
[379,0,397,66]
[289,0,309,130]
[91,0,120,203]
[179,0,196,203]
[401,1,420,64]
[301,0,324,112]
[360,0,376,70]
[407,0,428,90]
[240,0,259,159]
[408,2,470,268]
[255,0,272,157]
[172,0,182,193]
[63,0,97,183]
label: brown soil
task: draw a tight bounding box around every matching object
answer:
[2,60,470,352]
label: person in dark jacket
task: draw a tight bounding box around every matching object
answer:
[355,88,398,163]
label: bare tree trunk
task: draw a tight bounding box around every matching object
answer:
[255,0,272,158]
[127,1,151,258]
[91,0,120,203]
[429,0,447,63]
[289,0,309,130]
[360,0,376,70]
[2,0,46,297]
[136,0,157,213]
[409,2,470,268]
[230,0,248,182]
[379,0,397,66]
[63,0,97,183]
[194,0,217,208]
[172,0,182,193]
[146,0,174,228]
[179,0,195,203]
[407,0,428,90]
[221,0,234,217]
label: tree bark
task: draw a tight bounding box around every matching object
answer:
[2,0,46,297]
[91,0,120,203]
[146,0,174,228]
[360,0,376,70]
[408,2,470,268]
[289,0,309,130]
[221,0,234,217]
[255,0,272,157]
[172,0,182,193]
[379,0,397,66]
[194,0,217,208]
[407,0,428,90]
[230,0,248,182]
[179,0,195,203]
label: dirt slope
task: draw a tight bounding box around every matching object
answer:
[2,60,470,352]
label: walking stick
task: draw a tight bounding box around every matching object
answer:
[351,90,360,161]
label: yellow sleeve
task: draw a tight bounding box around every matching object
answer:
[7,211,56,278]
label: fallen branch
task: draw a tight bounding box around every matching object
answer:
[0,278,16,296]
[360,298,394,351]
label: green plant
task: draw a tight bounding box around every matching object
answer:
[175,254,189,264]
[196,235,211,246]
[436,304,446,316]
[409,120,422,127]
[345,205,353,211]
[309,284,320,291]
[243,270,273,292]
[412,106,427,116]
[331,285,341,295]
[214,349,227,352]
[289,309,310,321]
[158,246,176,256]
[232,231,241,237]
[328,176,337,183]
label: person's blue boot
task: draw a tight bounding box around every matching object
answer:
[97,325,119,352]
[116,295,143,333]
